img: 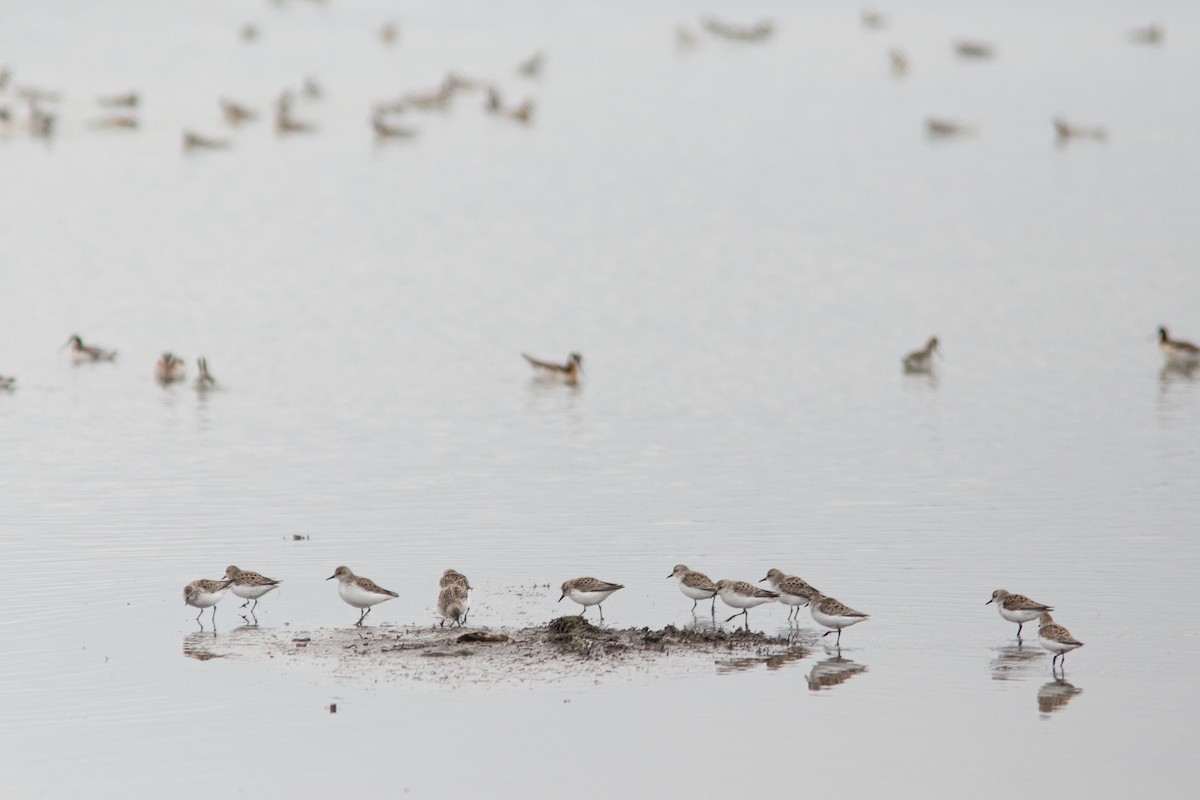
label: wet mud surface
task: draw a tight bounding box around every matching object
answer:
[184,616,817,689]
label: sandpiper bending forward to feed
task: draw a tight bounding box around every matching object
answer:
[184,578,232,625]
[559,577,623,621]
[715,580,778,627]
[807,590,869,646]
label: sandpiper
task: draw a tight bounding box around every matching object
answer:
[926,118,974,138]
[194,357,216,390]
[903,336,940,372]
[98,91,138,108]
[987,589,1052,637]
[559,577,623,621]
[372,111,418,140]
[807,590,869,645]
[1037,612,1083,670]
[183,131,231,150]
[668,564,718,614]
[0,375,15,391]
[439,569,472,621]
[1158,327,1200,367]
[760,568,818,621]
[220,99,257,126]
[155,352,187,383]
[183,578,232,624]
[517,51,544,77]
[955,40,994,59]
[327,566,398,626]
[1054,118,1106,142]
[223,565,279,613]
[62,334,117,363]
[522,352,582,385]
[889,48,909,76]
[438,584,468,627]
[714,580,778,626]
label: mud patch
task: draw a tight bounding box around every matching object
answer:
[185,617,814,690]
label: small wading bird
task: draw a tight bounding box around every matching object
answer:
[194,357,216,390]
[220,99,257,126]
[183,131,231,150]
[184,578,232,625]
[987,588,1052,638]
[1158,326,1200,367]
[0,374,15,390]
[1054,118,1106,142]
[1129,24,1163,45]
[372,110,417,140]
[807,590,869,645]
[440,569,472,622]
[155,352,187,383]
[522,351,582,385]
[715,580,778,627]
[890,48,908,76]
[98,91,138,108]
[517,51,544,77]
[1037,612,1083,671]
[760,568,818,621]
[559,577,623,621]
[955,40,994,59]
[668,564,719,614]
[327,566,398,626]
[62,334,117,363]
[438,584,468,627]
[926,118,974,138]
[224,566,280,613]
[88,116,138,131]
[903,336,940,372]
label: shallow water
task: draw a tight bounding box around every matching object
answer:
[2,0,1199,797]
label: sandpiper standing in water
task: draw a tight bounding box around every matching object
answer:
[760,568,818,621]
[668,564,719,615]
[987,589,1052,638]
[714,580,779,627]
[1037,612,1083,672]
[183,578,232,626]
[223,566,280,613]
[438,584,469,627]
[807,590,869,646]
[558,577,623,621]
[327,566,398,626]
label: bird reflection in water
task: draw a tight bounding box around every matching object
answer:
[1159,362,1198,392]
[182,631,226,662]
[1037,678,1083,716]
[716,645,808,675]
[989,641,1043,681]
[807,655,868,691]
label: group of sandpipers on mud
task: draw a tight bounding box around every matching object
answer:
[182,561,1085,675]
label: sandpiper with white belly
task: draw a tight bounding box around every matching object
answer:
[715,580,779,627]
[327,566,398,626]
[668,564,719,614]
[183,578,232,625]
[1037,612,1084,671]
[987,589,1052,638]
[223,565,280,613]
[760,568,818,621]
[559,577,623,621]
[807,590,869,646]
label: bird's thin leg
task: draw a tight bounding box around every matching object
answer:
[251,598,259,613]
[836,628,842,646]
[1017,622,1023,638]
[710,596,717,616]
[598,604,605,622]
[691,599,698,613]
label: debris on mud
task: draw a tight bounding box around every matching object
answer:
[187,616,812,689]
